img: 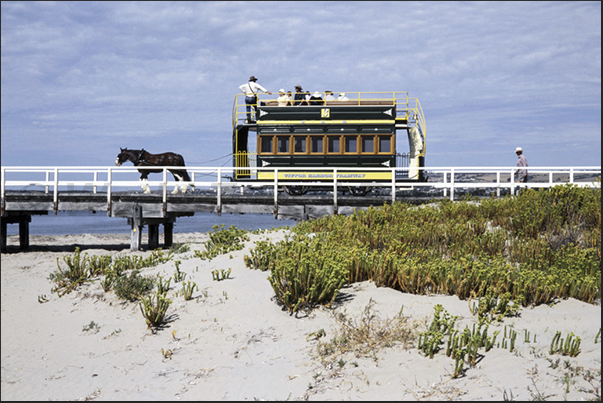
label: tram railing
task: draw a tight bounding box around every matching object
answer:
[2,166,600,216]
[232,91,426,143]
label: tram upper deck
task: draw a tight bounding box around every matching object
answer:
[232,91,425,134]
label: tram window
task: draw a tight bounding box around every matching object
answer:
[328,137,340,153]
[362,136,374,153]
[277,136,290,153]
[345,136,357,153]
[294,137,307,153]
[260,137,273,154]
[311,137,323,153]
[379,136,391,153]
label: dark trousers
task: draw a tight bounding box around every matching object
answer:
[515,175,528,195]
[245,96,257,122]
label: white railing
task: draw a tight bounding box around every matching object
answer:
[1,166,601,213]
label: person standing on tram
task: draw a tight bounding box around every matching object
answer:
[239,75,272,123]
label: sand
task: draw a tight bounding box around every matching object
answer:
[1,232,601,401]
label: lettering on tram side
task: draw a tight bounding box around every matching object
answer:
[281,173,367,179]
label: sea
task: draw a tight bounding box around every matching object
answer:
[4,211,298,236]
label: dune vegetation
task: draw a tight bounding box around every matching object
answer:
[245,184,601,314]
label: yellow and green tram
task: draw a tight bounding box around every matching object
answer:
[232,91,426,195]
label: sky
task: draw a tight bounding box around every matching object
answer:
[1,1,601,170]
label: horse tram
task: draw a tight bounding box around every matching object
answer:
[231,91,427,196]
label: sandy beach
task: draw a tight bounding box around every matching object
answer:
[1,231,601,401]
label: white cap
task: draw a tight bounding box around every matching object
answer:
[515,147,523,152]
[313,91,321,97]
[279,88,285,93]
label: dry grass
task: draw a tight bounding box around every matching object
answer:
[314,298,422,363]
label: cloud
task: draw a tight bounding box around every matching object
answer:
[1,1,600,169]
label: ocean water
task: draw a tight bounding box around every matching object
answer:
[4,211,298,236]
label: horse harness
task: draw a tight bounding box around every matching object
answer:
[134,149,146,165]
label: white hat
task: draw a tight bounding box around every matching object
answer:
[515,147,523,152]
[313,91,321,97]
[279,88,285,93]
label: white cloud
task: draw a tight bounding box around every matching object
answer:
[1,1,600,168]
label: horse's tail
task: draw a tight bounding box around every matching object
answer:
[176,156,192,183]
[170,154,193,189]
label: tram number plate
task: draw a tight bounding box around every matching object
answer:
[321,108,330,118]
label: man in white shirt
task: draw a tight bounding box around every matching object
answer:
[325,90,336,101]
[337,92,349,101]
[239,76,272,123]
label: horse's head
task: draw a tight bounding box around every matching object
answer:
[115,147,129,166]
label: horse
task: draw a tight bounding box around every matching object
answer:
[115,148,194,194]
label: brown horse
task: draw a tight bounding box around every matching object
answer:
[115,148,194,194]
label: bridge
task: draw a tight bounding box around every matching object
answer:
[2,165,600,252]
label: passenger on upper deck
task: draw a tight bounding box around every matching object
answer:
[309,91,324,105]
[293,85,308,106]
[337,92,349,101]
[239,75,272,123]
[276,89,290,106]
[325,90,336,101]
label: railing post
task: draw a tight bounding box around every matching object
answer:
[217,168,222,216]
[45,171,50,194]
[93,171,98,194]
[391,168,396,203]
[273,168,279,218]
[162,168,167,203]
[549,171,553,187]
[53,167,59,215]
[107,168,112,216]
[570,168,574,184]
[1,167,5,215]
[333,168,338,214]
[443,171,447,198]
[162,168,168,216]
[496,171,501,197]
[449,168,455,201]
[510,168,515,195]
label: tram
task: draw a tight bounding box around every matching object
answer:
[231,91,426,195]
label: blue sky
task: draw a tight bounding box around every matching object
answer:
[1,1,601,169]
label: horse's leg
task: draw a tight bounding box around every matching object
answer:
[171,169,192,194]
[140,172,151,194]
[171,171,182,194]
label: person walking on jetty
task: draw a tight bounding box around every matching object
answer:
[514,146,528,195]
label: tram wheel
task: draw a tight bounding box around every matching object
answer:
[348,186,371,196]
[284,186,308,196]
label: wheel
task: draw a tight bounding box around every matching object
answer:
[348,186,371,196]
[284,186,308,196]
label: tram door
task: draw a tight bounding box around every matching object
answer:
[233,126,250,179]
